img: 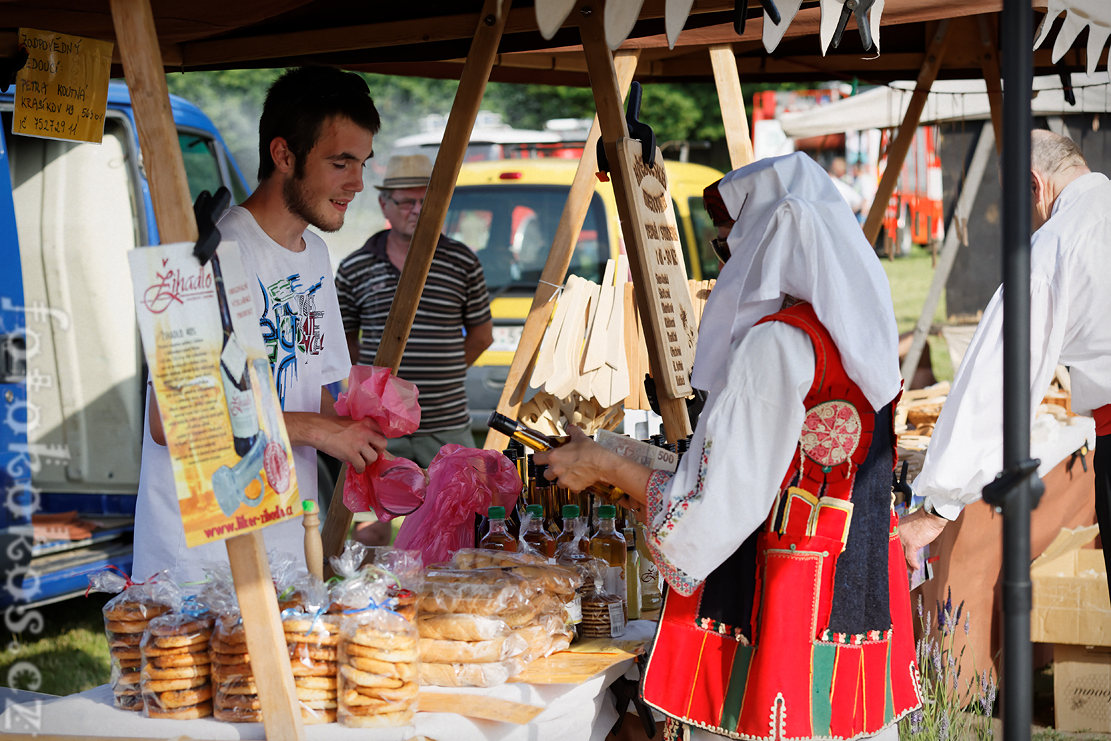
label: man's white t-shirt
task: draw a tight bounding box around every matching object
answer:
[132,206,351,581]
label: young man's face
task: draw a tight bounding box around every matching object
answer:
[283,115,374,233]
[379,186,427,243]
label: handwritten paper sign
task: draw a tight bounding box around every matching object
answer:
[13,28,113,143]
[129,242,300,547]
[613,139,698,398]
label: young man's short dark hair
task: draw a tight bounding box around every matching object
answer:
[257,66,381,181]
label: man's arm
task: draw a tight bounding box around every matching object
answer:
[150,383,385,474]
[463,320,493,366]
[346,330,360,366]
[283,387,386,474]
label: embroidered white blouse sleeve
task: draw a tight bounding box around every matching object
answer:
[644,322,815,594]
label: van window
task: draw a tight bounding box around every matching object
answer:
[688,196,721,280]
[178,131,224,203]
[445,185,610,293]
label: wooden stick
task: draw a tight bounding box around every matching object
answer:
[322,0,509,560]
[483,49,639,450]
[862,20,951,247]
[580,12,691,443]
[226,533,305,741]
[978,15,1004,156]
[110,0,196,244]
[708,44,755,169]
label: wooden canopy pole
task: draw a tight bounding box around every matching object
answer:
[708,44,755,169]
[110,1,304,738]
[483,49,639,451]
[862,20,951,247]
[322,0,510,566]
[579,5,691,443]
[978,14,1005,155]
[899,122,995,384]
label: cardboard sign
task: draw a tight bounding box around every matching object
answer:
[13,28,113,143]
[129,242,299,547]
[613,139,697,398]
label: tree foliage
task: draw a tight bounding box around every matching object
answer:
[164,68,812,181]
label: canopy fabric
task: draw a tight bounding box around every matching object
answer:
[1035,0,1111,75]
[779,73,1111,138]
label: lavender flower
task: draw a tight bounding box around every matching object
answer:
[964,611,971,636]
[916,594,924,619]
[931,644,942,676]
[938,710,951,741]
[908,708,924,735]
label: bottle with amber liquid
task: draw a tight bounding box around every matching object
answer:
[480,506,517,552]
[589,504,627,619]
[521,504,556,560]
[556,504,589,555]
[488,413,623,503]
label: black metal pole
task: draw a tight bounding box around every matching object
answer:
[1000,0,1033,737]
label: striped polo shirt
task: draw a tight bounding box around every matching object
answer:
[335,231,491,432]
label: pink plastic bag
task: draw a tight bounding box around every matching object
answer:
[336,365,425,519]
[334,365,420,437]
[343,456,428,522]
[394,444,521,566]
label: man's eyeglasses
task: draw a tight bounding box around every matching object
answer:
[709,236,731,263]
[386,195,424,211]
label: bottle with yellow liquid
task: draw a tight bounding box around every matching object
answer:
[480,506,517,552]
[556,504,590,555]
[589,504,627,619]
[521,504,556,560]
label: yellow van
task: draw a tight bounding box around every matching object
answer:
[444,157,724,429]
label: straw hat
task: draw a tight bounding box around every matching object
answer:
[376,154,432,190]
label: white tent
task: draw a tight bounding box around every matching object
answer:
[779,73,1111,138]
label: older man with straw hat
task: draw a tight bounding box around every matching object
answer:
[336,153,493,468]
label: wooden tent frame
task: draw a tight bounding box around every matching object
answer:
[5,0,1101,736]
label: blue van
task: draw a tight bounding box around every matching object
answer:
[0,81,250,607]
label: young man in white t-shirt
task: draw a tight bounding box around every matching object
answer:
[133,67,385,580]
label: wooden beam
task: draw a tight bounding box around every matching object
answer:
[110,0,195,244]
[978,14,1004,155]
[900,122,994,383]
[111,2,303,737]
[708,44,755,169]
[580,5,691,443]
[321,0,510,564]
[484,49,639,451]
[225,534,306,741]
[863,20,951,247]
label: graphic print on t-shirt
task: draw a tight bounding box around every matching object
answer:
[256,272,325,406]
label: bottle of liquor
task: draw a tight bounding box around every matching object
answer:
[211,253,259,457]
[589,504,627,619]
[521,504,556,560]
[487,413,622,503]
[556,503,589,555]
[480,506,517,552]
[623,526,640,620]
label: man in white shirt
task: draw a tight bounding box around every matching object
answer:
[900,129,1111,596]
[133,67,387,579]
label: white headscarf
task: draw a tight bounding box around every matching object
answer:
[690,152,901,410]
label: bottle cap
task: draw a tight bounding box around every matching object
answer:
[561,504,580,518]
[534,462,551,486]
[502,446,518,462]
[488,506,507,519]
[526,504,544,516]
[488,412,516,435]
[598,504,617,518]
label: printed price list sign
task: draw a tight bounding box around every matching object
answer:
[13,28,113,143]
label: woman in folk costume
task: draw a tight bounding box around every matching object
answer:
[536,152,921,740]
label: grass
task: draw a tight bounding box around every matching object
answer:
[880,244,955,384]
[0,594,112,696]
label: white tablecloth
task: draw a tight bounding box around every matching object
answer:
[2,621,658,740]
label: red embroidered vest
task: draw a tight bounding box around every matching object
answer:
[641,303,920,740]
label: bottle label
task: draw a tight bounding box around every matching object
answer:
[222,376,258,439]
[607,601,626,638]
[221,333,248,384]
[603,565,626,608]
[566,594,582,625]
